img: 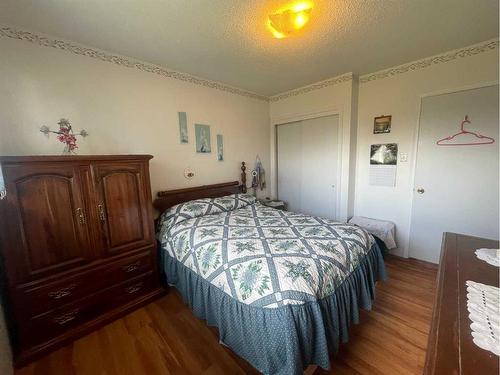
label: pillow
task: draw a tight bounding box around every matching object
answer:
[157,193,256,236]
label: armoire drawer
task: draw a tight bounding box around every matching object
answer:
[105,271,157,310]
[20,272,156,346]
[17,250,154,316]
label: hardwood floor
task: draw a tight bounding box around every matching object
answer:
[15,255,437,375]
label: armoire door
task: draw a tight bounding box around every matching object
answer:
[91,162,153,257]
[0,164,95,283]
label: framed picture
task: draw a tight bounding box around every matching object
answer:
[195,124,211,153]
[178,112,188,143]
[216,134,223,161]
[370,143,398,165]
[373,115,391,134]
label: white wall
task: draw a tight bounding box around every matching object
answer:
[0,37,270,198]
[269,75,356,222]
[354,48,499,257]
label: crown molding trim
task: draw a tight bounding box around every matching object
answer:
[269,73,353,102]
[0,25,268,102]
[1,25,497,102]
[360,39,499,83]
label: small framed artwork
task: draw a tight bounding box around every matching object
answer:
[195,124,211,153]
[373,115,391,134]
[370,143,398,165]
[178,112,188,143]
[216,134,223,161]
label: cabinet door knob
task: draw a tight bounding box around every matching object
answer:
[416,187,425,194]
[75,208,86,225]
[97,204,106,222]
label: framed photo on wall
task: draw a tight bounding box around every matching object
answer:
[373,115,392,134]
[195,124,211,153]
[370,143,398,165]
[178,112,188,143]
[216,134,223,161]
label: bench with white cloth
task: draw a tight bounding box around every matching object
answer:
[348,216,396,250]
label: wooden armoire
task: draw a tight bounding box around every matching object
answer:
[0,155,164,366]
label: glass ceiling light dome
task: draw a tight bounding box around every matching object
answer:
[267,2,313,39]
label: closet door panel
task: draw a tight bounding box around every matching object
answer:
[92,162,153,256]
[300,116,338,219]
[277,121,302,213]
[277,115,339,220]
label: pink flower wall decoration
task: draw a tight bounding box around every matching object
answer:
[40,119,88,154]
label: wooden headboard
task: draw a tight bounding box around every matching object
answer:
[153,162,248,213]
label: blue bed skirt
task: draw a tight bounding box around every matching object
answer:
[162,243,387,375]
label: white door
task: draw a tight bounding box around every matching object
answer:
[409,85,499,263]
[277,115,339,219]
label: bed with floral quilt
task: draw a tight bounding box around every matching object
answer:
[157,193,386,375]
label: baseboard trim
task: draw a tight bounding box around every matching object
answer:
[385,254,438,270]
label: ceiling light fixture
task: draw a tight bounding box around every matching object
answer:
[268,2,313,39]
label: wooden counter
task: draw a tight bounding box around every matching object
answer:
[424,232,499,375]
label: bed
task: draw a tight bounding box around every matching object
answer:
[154,176,387,375]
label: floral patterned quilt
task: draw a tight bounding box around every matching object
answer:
[158,194,375,308]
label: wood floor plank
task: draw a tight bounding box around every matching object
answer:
[15,256,437,375]
[361,310,429,350]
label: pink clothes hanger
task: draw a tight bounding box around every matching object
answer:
[436,115,495,146]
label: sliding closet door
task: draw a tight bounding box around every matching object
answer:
[277,115,339,219]
[277,121,302,213]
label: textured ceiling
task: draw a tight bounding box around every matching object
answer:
[0,0,498,96]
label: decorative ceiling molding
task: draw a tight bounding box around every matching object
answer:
[0,24,497,101]
[269,39,498,100]
[0,25,268,102]
[360,39,499,83]
[269,73,353,102]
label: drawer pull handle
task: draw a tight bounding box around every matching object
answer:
[53,309,79,325]
[97,203,106,222]
[48,284,77,299]
[75,208,86,225]
[125,282,143,294]
[122,261,141,273]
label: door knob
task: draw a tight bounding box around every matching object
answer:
[416,188,425,194]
